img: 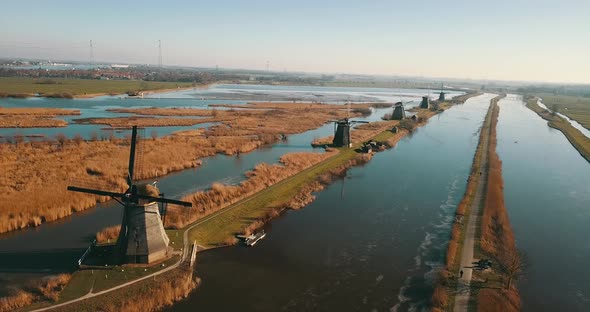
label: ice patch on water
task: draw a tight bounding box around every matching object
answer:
[391,278,412,312]
[392,175,461,311]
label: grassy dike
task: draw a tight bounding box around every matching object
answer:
[525,96,590,162]
[432,94,520,312]
[0,77,194,98]
[183,93,482,248]
[21,92,482,312]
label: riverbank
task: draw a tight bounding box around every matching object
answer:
[533,93,590,130]
[0,77,195,99]
[179,95,483,248]
[433,94,520,312]
[0,108,80,128]
[0,102,362,235]
[525,97,590,162]
[496,96,590,310]
[11,91,482,311]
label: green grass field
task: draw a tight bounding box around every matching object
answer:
[526,98,590,162]
[56,255,180,304]
[0,77,192,97]
[536,93,590,130]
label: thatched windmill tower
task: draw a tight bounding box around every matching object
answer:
[391,102,406,120]
[420,96,430,109]
[331,118,368,147]
[68,126,192,264]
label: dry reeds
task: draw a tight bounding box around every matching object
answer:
[0,102,359,234]
[102,269,198,312]
[96,225,120,243]
[479,100,520,310]
[75,116,216,128]
[0,116,68,128]
[0,108,80,116]
[36,274,71,302]
[0,273,71,311]
[476,288,520,312]
[285,152,373,212]
[431,94,520,311]
[480,104,516,257]
[60,268,199,312]
[242,208,281,236]
[166,151,335,228]
[431,286,449,310]
[0,290,34,312]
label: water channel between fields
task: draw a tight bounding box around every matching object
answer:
[164,93,497,311]
[497,95,590,311]
[0,85,461,296]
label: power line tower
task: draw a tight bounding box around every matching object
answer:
[158,40,162,68]
[89,40,94,65]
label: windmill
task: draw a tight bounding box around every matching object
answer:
[438,83,446,102]
[67,126,192,264]
[391,101,406,120]
[330,101,368,147]
[420,96,430,109]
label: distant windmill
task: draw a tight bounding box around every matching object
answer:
[330,102,368,147]
[420,96,430,109]
[391,101,406,120]
[438,83,446,101]
[67,126,191,264]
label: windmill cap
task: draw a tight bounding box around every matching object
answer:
[137,183,160,197]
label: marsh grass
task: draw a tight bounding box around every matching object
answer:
[56,267,199,312]
[96,225,120,244]
[0,274,71,312]
[0,102,356,234]
[0,77,192,97]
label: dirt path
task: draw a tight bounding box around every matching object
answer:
[453,98,495,312]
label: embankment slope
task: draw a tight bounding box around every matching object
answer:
[433,94,520,312]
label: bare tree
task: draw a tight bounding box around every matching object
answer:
[55,133,67,148]
[73,134,84,145]
[500,247,528,290]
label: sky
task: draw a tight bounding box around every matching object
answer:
[1,0,589,84]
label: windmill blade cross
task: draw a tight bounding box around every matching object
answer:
[136,194,192,207]
[67,186,124,198]
[127,126,138,186]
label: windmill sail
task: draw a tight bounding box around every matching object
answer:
[67,126,191,264]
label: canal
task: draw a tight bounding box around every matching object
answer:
[165,93,496,311]
[497,95,590,311]
[0,85,460,295]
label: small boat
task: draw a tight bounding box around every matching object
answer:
[244,230,266,246]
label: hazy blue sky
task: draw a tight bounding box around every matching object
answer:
[1,0,589,83]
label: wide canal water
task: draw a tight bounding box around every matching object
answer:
[164,93,497,311]
[497,95,590,311]
[2,87,588,310]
